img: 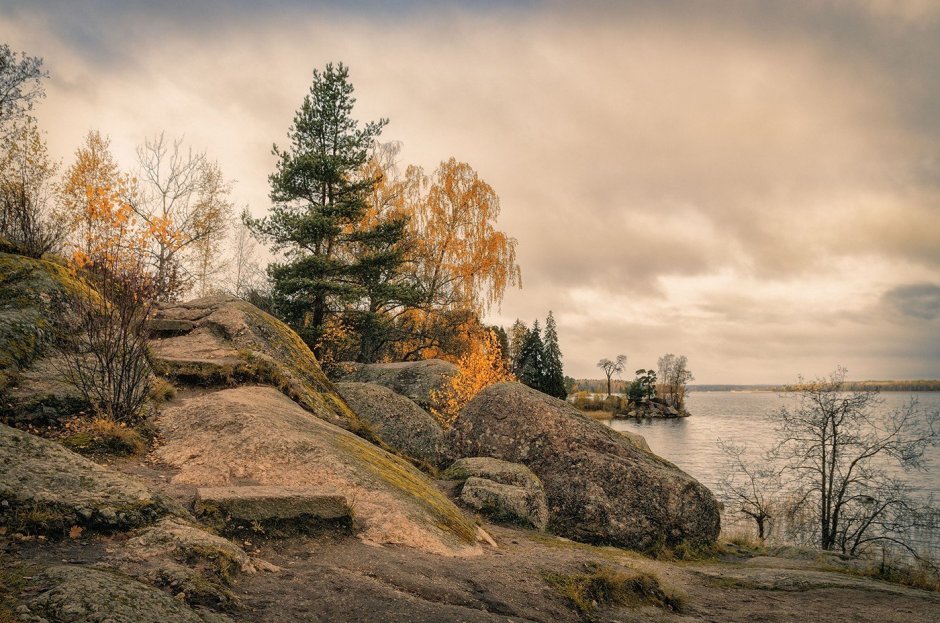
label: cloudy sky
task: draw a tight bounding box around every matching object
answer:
[3,0,939,383]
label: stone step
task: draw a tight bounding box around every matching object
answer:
[194,486,352,537]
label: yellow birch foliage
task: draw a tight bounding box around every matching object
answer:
[430,328,515,428]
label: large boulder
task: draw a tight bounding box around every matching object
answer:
[449,383,720,550]
[334,359,457,411]
[154,386,478,556]
[336,381,445,467]
[148,296,369,436]
[0,423,185,535]
[443,457,548,531]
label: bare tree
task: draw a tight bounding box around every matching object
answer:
[717,438,783,541]
[134,133,232,300]
[229,207,266,298]
[597,354,627,397]
[774,367,939,557]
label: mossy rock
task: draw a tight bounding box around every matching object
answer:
[22,565,227,623]
[0,423,186,536]
[0,252,87,395]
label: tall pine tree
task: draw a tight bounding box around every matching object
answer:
[541,311,567,399]
[518,319,544,391]
[249,63,387,353]
[507,319,529,377]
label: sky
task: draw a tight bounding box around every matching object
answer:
[3,0,939,384]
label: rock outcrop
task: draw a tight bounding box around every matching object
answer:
[617,399,688,419]
[21,565,231,623]
[449,383,720,550]
[0,423,184,535]
[154,386,478,556]
[336,381,445,467]
[334,359,457,411]
[148,296,368,436]
[443,457,548,531]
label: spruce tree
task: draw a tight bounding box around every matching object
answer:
[518,319,544,391]
[541,311,567,399]
[249,63,387,353]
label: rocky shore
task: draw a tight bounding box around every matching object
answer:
[2,249,938,622]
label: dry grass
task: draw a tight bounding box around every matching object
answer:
[543,562,685,614]
[60,417,147,456]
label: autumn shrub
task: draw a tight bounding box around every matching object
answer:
[54,173,156,424]
[430,329,515,428]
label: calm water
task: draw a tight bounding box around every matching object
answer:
[606,391,940,499]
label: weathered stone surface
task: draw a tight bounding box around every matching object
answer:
[449,383,721,550]
[22,565,225,623]
[336,381,445,466]
[443,457,548,530]
[155,386,478,555]
[194,486,352,536]
[0,423,184,534]
[461,477,548,531]
[148,317,197,335]
[334,359,458,411]
[148,296,367,435]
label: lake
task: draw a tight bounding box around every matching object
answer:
[602,391,940,550]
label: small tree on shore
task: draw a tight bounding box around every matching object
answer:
[717,439,782,541]
[657,353,693,409]
[597,354,626,397]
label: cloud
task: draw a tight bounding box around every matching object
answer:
[2,0,939,381]
[884,284,940,320]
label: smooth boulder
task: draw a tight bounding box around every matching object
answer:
[336,381,445,466]
[449,383,720,550]
[334,359,457,411]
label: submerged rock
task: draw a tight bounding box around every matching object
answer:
[336,381,445,467]
[0,423,184,535]
[443,458,548,531]
[450,383,721,550]
[155,386,478,556]
[334,359,457,411]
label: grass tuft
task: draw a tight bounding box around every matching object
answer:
[543,563,685,614]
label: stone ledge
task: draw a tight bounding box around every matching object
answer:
[194,486,353,537]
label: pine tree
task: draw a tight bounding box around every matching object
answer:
[248,63,387,353]
[541,311,567,399]
[518,319,544,391]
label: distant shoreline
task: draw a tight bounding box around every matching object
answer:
[689,381,940,392]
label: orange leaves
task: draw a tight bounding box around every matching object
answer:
[406,158,521,315]
[430,328,515,428]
